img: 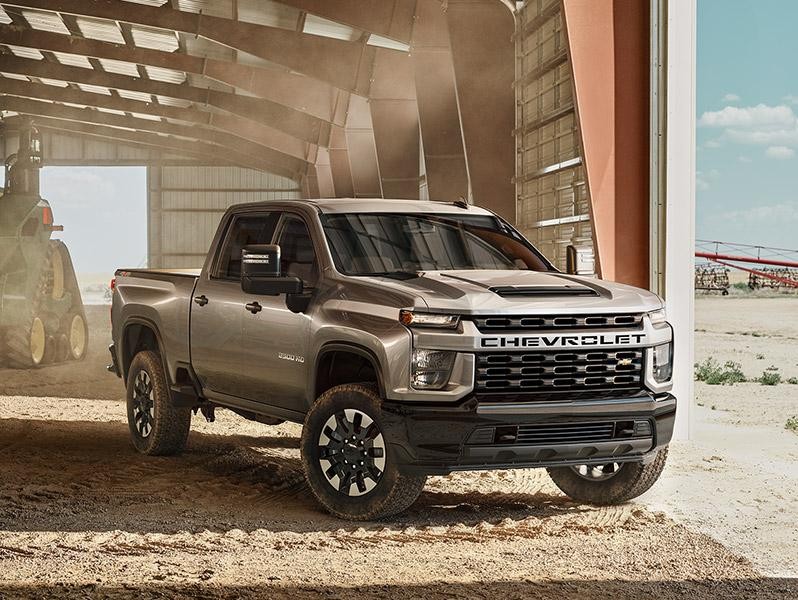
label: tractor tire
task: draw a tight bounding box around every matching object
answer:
[47,240,89,363]
[63,312,88,361]
[0,313,48,369]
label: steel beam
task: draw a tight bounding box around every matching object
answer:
[327,125,355,198]
[0,97,300,176]
[4,0,375,94]
[562,0,651,287]
[368,47,419,199]
[313,147,336,198]
[274,0,416,44]
[410,1,469,202]
[15,117,249,170]
[0,24,333,142]
[0,78,313,162]
[446,0,515,220]
[344,94,383,198]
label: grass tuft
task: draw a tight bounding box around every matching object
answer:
[694,358,747,385]
[756,366,782,386]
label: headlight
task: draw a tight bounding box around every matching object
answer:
[652,342,673,383]
[400,310,459,329]
[648,308,667,326]
[411,349,456,390]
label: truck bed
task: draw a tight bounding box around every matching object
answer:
[112,268,200,383]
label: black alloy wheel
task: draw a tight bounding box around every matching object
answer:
[318,408,387,497]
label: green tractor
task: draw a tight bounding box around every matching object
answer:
[0,121,88,368]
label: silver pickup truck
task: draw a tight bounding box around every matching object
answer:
[109,199,676,520]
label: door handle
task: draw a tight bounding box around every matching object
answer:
[194,295,208,307]
[245,302,262,314]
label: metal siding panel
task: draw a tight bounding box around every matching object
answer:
[155,165,300,268]
[515,0,594,273]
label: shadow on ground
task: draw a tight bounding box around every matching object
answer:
[1,579,796,600]
[0,417,582,535]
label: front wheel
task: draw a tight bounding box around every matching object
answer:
[301,384,426,520]
[547,447,668,505]
[126,350,191,456]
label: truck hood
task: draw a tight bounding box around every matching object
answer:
[357,270,663,315]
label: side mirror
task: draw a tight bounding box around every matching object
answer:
[566,245,577,275]
[241,244,303,296]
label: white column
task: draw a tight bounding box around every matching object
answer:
[665,0,696,439]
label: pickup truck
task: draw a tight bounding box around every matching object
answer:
[109,199,676,520]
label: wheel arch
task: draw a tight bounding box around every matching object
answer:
[120,317,167,384]
[313,342,387,403]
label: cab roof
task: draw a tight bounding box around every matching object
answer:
[305,198,494,215]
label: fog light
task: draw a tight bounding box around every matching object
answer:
[411,349,455,390]
[652,342,673,383]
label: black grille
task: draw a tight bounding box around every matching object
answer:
[476,350,643,396]
[473,313,643,332]
[515,421,616,445]
[465,419,654,446]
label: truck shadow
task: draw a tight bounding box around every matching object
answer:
[1,578,796,599]
[0,416,593,536]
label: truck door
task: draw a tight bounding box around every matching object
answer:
[238,213,316,409]
[190,212,280,397]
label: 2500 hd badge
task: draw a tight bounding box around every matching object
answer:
[480,333,647,348]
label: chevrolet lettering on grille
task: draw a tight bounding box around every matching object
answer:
[480,333,646,349]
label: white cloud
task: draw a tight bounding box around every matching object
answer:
[722,93,740,102]
[738,156,752,163]
[723,202,798,222]
[784,95,798,105]
[698,104,795,128]
[704,139,722,148]
[765,145,795,159]
[726,128,798,145]
[696,171,710,191]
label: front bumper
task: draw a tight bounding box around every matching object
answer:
[381,392,676,475]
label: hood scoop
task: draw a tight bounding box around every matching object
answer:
[489,285,599,298]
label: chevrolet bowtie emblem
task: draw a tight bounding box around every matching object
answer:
[618,358,633,366]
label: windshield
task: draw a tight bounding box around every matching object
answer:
[321,212,553,276]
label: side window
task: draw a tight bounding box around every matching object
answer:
[215,213,280,279]
[277,217,319,288]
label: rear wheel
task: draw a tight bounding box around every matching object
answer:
[547,447,669,505]
[301,384,426,520]
[126,350,191,456]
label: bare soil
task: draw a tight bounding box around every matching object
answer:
[0,300,796,598]
[645,296,798,577]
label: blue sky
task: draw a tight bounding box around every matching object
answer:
[697,0,798,248]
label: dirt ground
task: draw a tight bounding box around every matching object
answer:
[0,299,797,598]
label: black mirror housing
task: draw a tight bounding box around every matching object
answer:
[241,244,303,296]
[242,244,280,278]
[242,276,303,296]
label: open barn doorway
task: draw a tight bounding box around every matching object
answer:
[40,166,147,305]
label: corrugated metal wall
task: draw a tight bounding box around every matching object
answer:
[148,165,302,268]
[515,0,595,274]
[3,129,186,165]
